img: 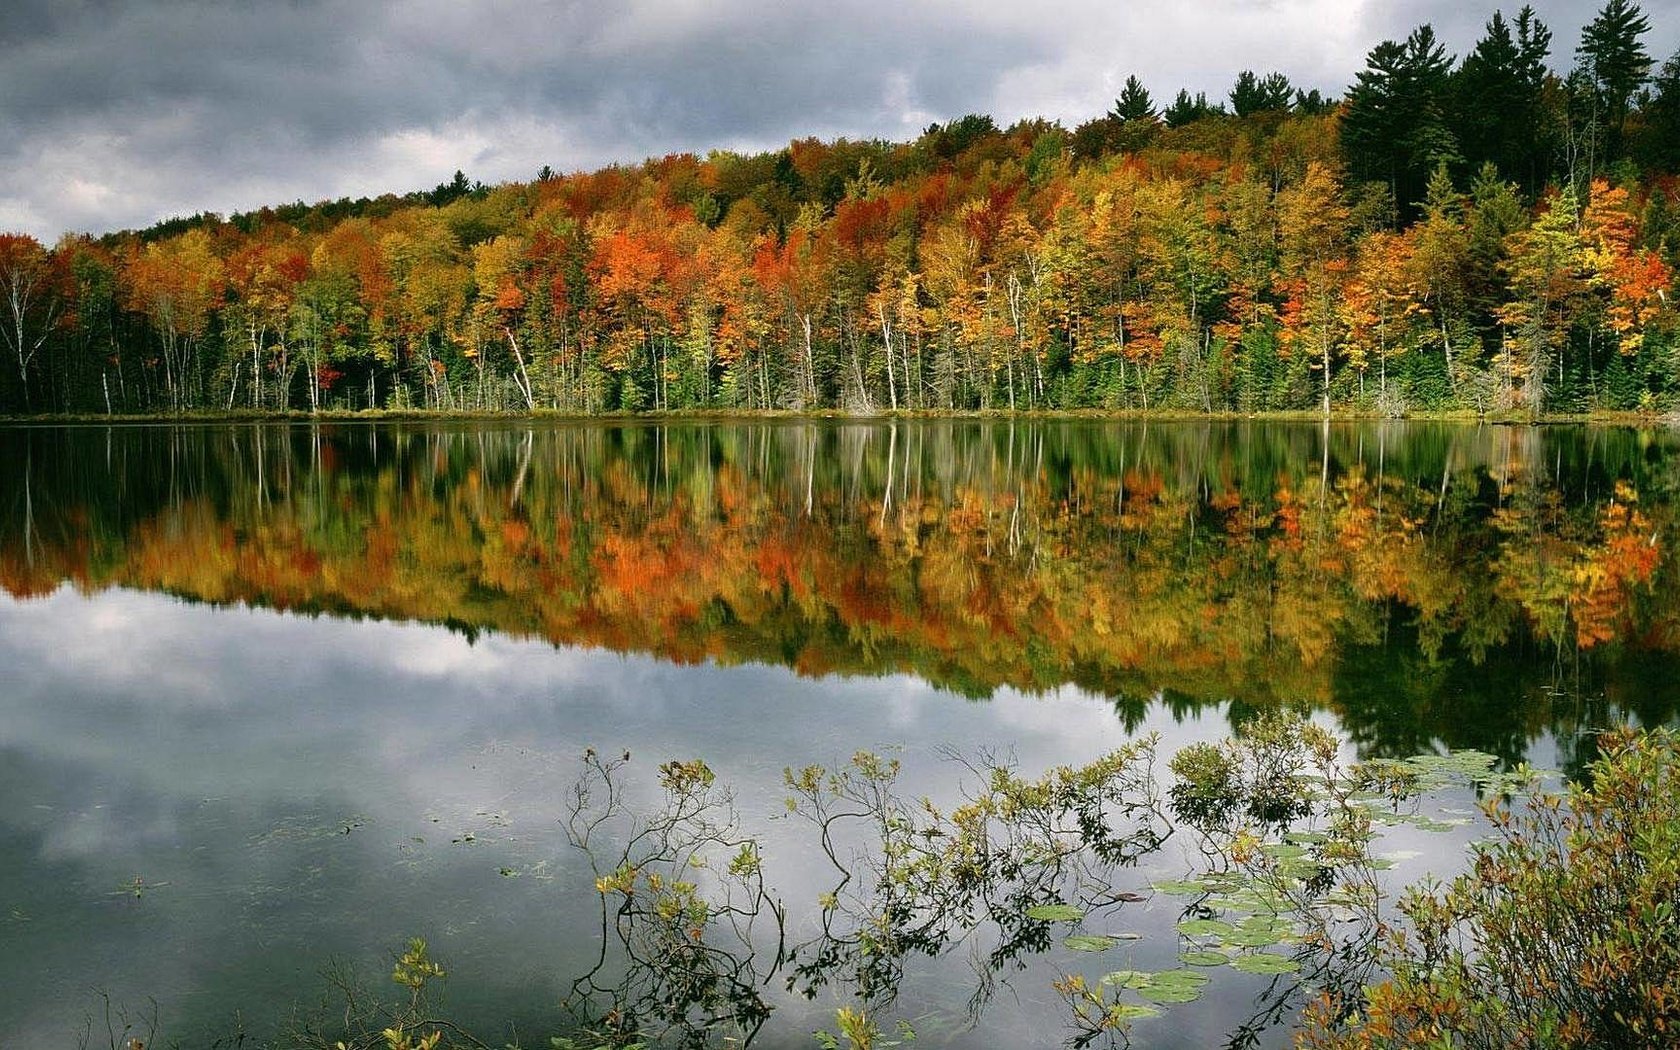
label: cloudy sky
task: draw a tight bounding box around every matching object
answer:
[2,0,1675,239]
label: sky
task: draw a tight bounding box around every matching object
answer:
[1,0,1676,239]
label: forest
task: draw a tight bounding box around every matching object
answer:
[3,2,1680,418]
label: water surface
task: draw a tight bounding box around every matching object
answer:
[2,420,1677,1048]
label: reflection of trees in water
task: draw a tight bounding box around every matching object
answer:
[554,718,1524,1049]
[2,421,1678,756]
[557,740,1169,1046]
[562,751,783,1048]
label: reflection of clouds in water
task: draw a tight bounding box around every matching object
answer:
[0,585,1402,1050]
[0,585,1201,1043]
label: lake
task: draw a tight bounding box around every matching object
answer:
[2,419,1677,1049]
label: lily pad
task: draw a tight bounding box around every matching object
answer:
[1138,984,1203,1004]
[1151,879,1210,896]
[1136,970,1209,1003]
[1180,950,1231,967]
[1231,953,1301,975]
[1176,918,1235,938]
[1225,928,1292,948]
[1100,969,1155,989]
[1064,934,1117,952]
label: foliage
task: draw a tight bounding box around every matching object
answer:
[813,1009,917,1050]
[282,937,494,1050]
[78,716,1680,1050]
[781,737,1165,1010]
[562,749,782,1047]
[1050,714,1541,1048]
[1301,727,1680,1050]
[2,5,1678,418]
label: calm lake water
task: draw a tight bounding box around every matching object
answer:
[2,419,1678,1049]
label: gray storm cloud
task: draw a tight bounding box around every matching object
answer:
[0,0,1675,237]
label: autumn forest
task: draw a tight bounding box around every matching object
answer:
[4,3,1680,419]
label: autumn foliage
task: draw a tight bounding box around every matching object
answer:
[4,24,1680,418]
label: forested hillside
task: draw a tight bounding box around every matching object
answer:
[3,2,1679,417]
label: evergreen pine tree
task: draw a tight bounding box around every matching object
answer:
[1451,7,1552,192]
[1635,50,1680,171]
[1230,71,1294,116]
[1111,76,1158,123]
[1577,0,1653,161]
[1343,26,1460,219]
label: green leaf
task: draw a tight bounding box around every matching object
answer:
[1225,928,1292,948]
[1064,934,1117,952]
[1180,950,1230,967]
[1176,918,1235,938]
[1231,953,1300,975]
[1138,983,1204,1003]
[1150,879,1210,896]
[1100,970,1155,989]
[1133,972,1208,1003]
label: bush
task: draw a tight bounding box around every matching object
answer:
[1302,727,1680,1050]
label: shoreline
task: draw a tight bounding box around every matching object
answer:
[1,407,1676,427]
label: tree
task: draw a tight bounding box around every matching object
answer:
[225,239,306,409]
[1230,71,1294,117]
[1342,26,1460,219]
[428,169,475,207]
[753,225,832,410]
[1451,7,1553,191]
[378,212,466,409]
[471,234,537,410]
[1576,0,1653,160]
[1302,729,1680,1050]
[1164,90,1222,128]
[1407,166,1474,398]
[1277,163,1352,415]
[0,234,62,411]
[1111,76,1158,123]
[1579,179,1672,364]
[1136,178,1225,410]
[1496,188,1588,414]
[1293,88,1335,115]
[1464,164,1529,331]
[1341,230,1419,410]
[123,230,225,412]
[59,237,122,414]
[1635,50,1680,171]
